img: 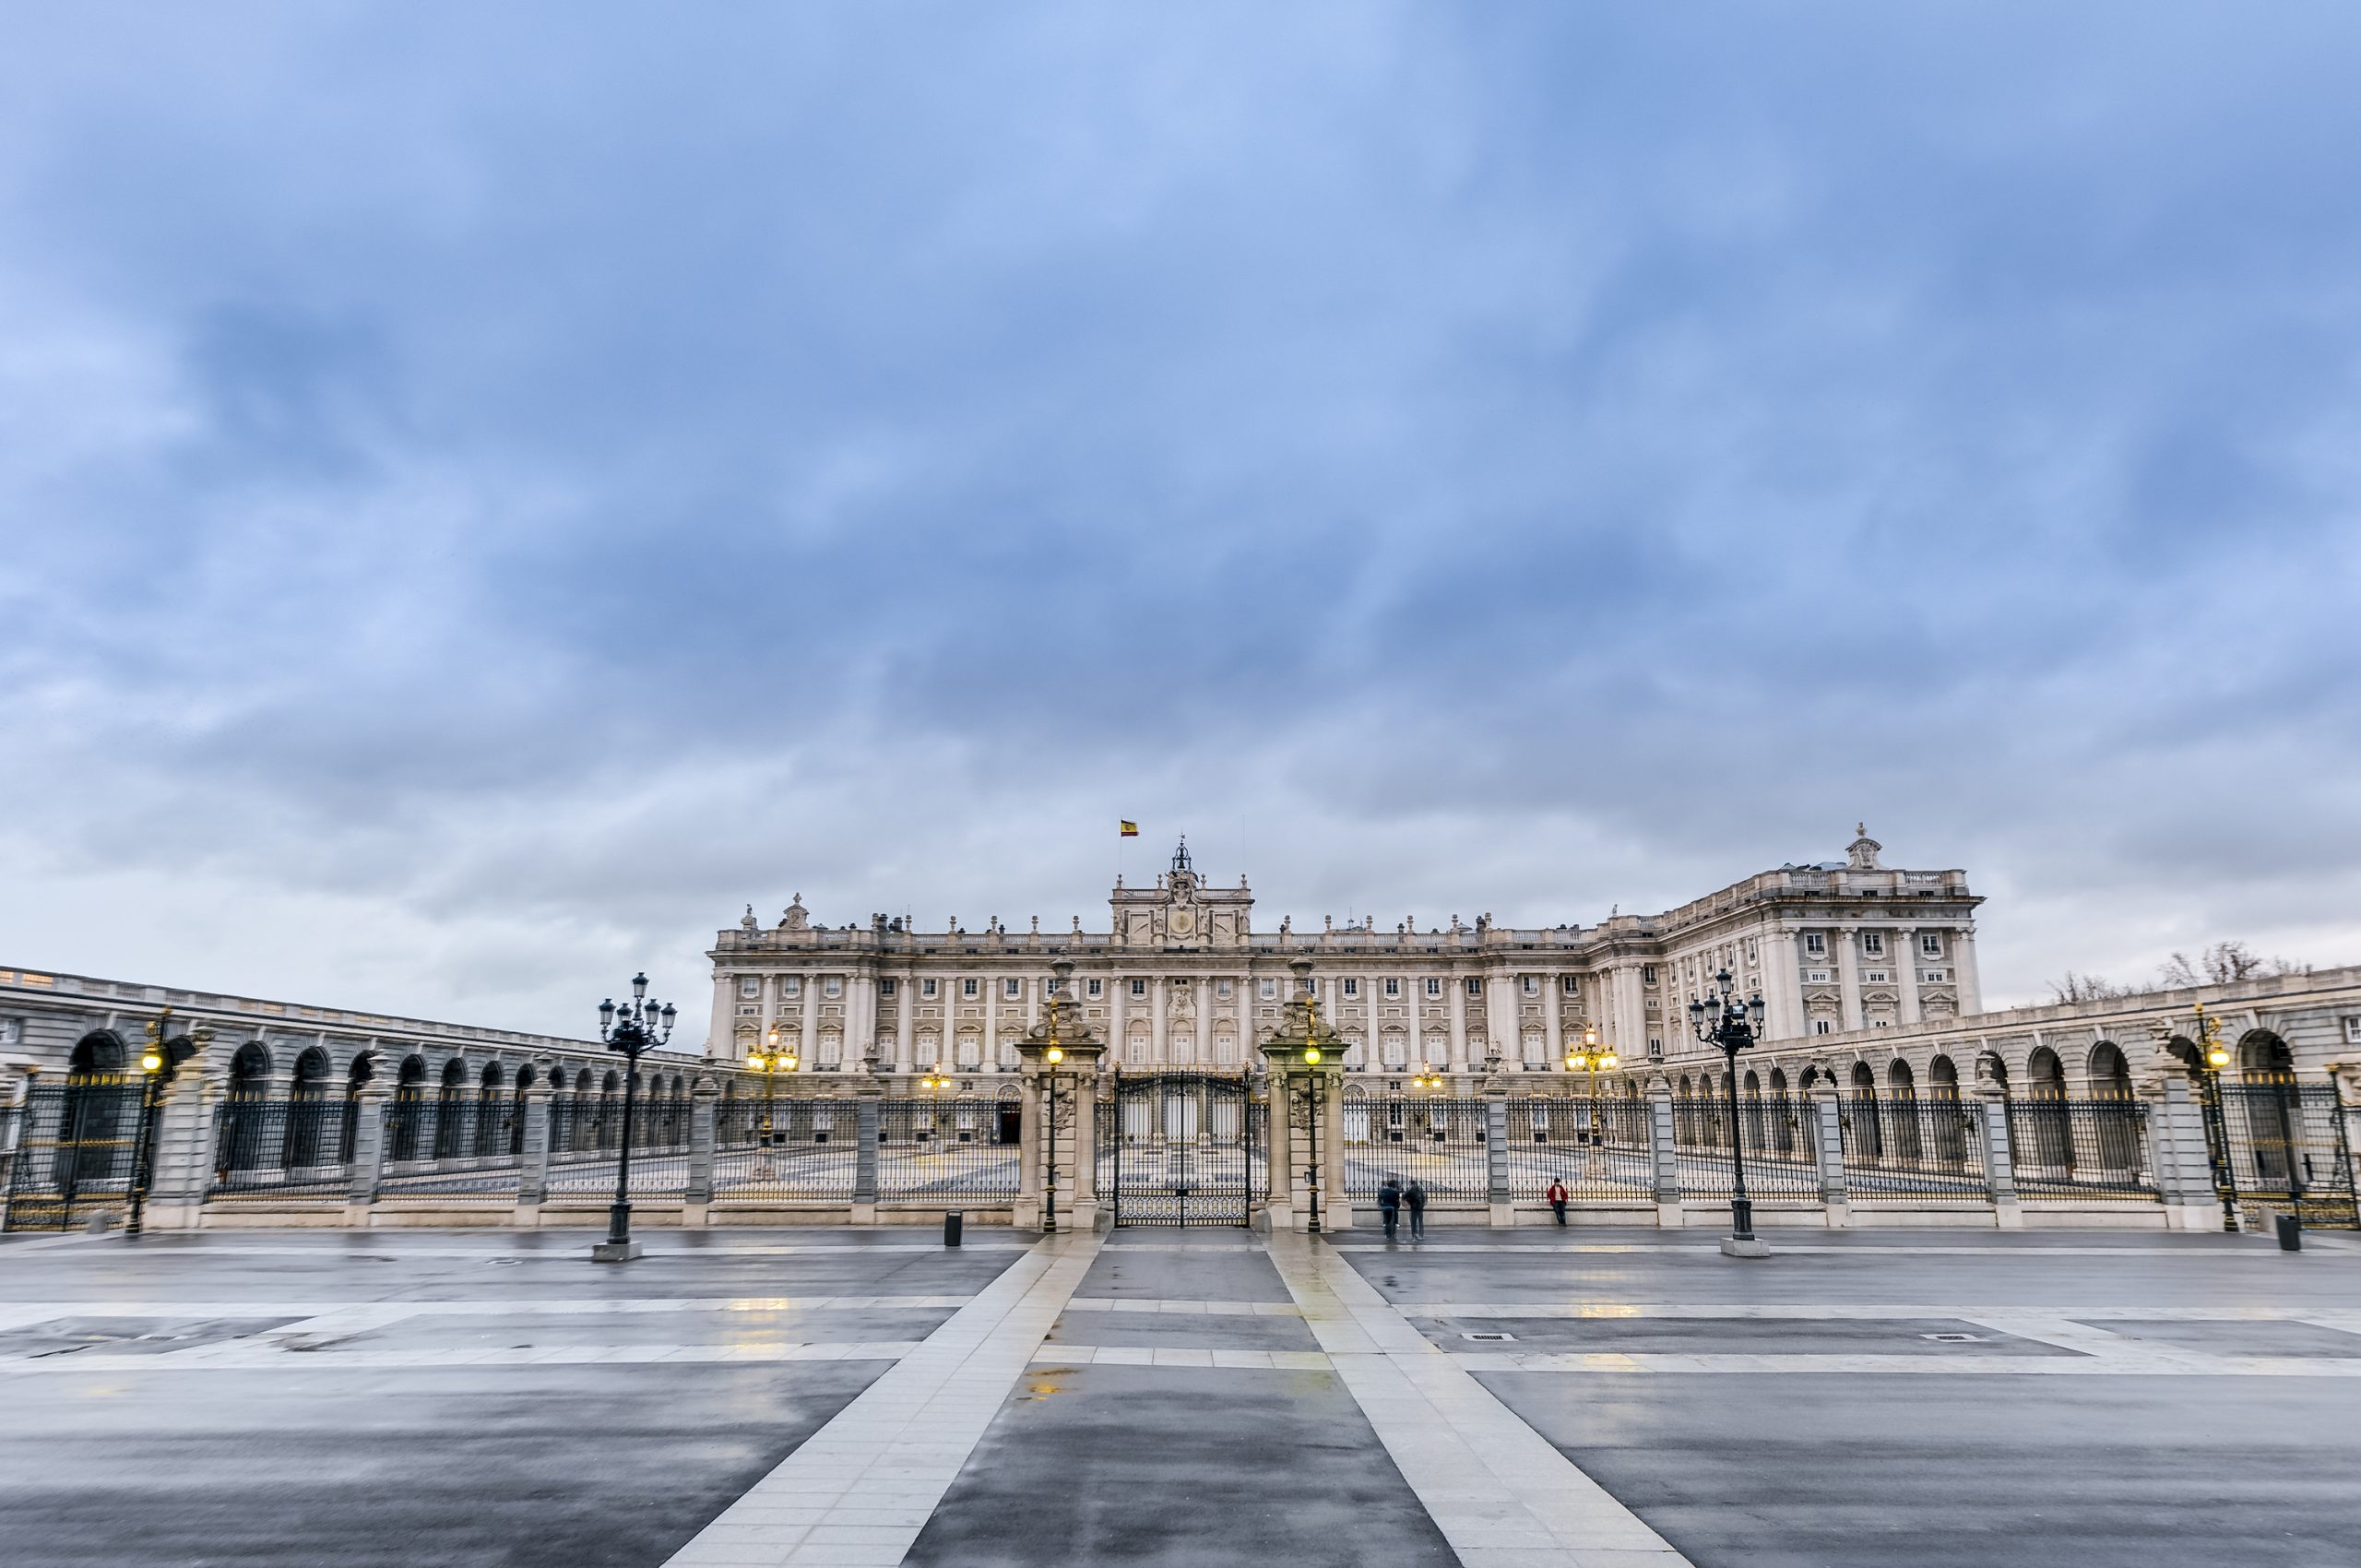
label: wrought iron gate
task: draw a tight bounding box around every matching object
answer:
[1099,1070,1264,1226]
[2201,1079,2360,1229]
[4,1078,152,1232]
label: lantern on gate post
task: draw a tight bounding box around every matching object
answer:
[1012,955,1106,1234]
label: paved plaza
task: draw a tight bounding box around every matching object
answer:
[2,1225,2356,1566]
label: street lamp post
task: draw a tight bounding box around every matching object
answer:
[1259,956,1345,1235]
[2191,1001,2240,1233]
[126,1009,206,1238]
[1688,968,1770,1257]
[1563,1025,1619,1166]
[593,973,675,1263]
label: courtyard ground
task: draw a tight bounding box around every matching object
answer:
[1,1223,2355,1566]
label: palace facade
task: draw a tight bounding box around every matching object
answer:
[704,828,1987,1083]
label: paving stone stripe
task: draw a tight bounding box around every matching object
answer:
[1407,1301,2361,1324]
[0,1339,925,1375]
[663,1232,1100,1568]
[1452,1350,2361,1376]
[1269,1232,1695,1568]
[1025,1345,1332,1369]
[1332,1241,2261,1256]
[1060,1296,1299,1315]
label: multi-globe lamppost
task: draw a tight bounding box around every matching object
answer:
[593,973,675,1263]
[1563,1024,1618,1162]
[745,1028,800,1141]
[2190,1000,2242,1234]
[1688,968,1770,1257]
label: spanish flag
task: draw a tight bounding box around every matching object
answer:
[1119,820,1139,837]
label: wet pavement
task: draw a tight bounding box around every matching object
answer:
[2,1224,2357,1565]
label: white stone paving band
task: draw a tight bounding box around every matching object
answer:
[662,1231,1099,1568]
[1266,1232,1695,1568]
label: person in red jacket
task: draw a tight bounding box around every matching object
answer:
[1546,1178,1569,1226]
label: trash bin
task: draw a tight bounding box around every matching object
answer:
[943,1211,963,1248]
[2275,1212,2302,1252]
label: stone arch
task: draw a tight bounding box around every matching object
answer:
[1798,1063,1820,1092]
[1849,1061,1877,1094]
[291,1046,332,1092]
[1887,1058,1916,1098]
[2026,1047,2067,1100]
[68,1030,127,1076]
[2087,1042,2132,1099]
[1929,1054,1960,1098]
[479,1061,504,1090]
[229,1041,274,1092]
[440,1057,469,1090]
[1768,1066,1789,1094]
[397,1054,428,1088]
[2238,1030,2294,1080]
[513,1063,537,1091]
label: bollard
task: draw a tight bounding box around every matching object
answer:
[943,1211,963,1247]
[2276,1212,2302,1252]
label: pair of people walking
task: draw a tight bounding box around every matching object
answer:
[1377,1175,1427,1241]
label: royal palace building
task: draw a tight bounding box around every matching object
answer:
[704,828,1987,1084]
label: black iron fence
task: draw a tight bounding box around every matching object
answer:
[714,1097,858,1201]
[2205,1081,2359,1228]
[1840,1097,1987,1201]
[1670,1095,1821,1198]
[2005,1098,2155,1200]
[1344,1095,1490,1208]
[208,1098,353,1201]
[545,1093,688,1198]
[1100,1073,1261,1226]
[880,1098,1018,1203]
[1504,1096,1654,1202]
[3,1078,149,1231]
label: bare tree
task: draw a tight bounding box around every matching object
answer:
[2158,941,2307,989]
[2047,970,2131,1004]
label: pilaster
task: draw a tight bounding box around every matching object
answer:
[1976,1085,2022,1229]
[1809,1086,1850,1227]
[1646,1075,1682,1227]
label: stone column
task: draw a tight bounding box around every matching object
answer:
[1109,973,1129,1067]
[1976,1085,2022,1229]
[1767,929,1807,1044]
[1066,1067,1100,1232]
[1836,928,1864,1032]
[1150,980,1168,1067]
[142,1070,219,1232]
[1449,977,1468,1071]
[1646,1075,1682,1228]
[983,982,1000,1072]
[799,983,819,1074]
[513,1085,552,1225]
[1260,1076,1295,1232]
[707,974,734,1063]
[1896,927,1922,1026]
[1319,1070,1350,1231]
[344,1086,390,1224]
[1953,926,1985,1016]
[682,1076,719,1227]
[1544,985,1563,1070]
[1809,1085,1850,1228]
[1486,1077,1513,1227]
[896,972,915,1075]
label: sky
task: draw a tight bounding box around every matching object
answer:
[3,6,2357,1044]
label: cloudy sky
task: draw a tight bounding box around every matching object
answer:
[4,6,2356,1042]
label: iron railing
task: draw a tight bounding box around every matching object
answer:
[208,1097,353,1201]
[2003,1098,2155,1200]
[880,1098,1019,1202]
[1839,1096,1987,1201]
[3,1078,148,1231]
[2203,1081,2358,1228]
[1344,1095,1490,1208]
[544,1093,689,1197]
[1669,1096,1821,1198]
[1504,1096,1655,1202]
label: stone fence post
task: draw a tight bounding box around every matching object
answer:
[1646,1075,1682,1228]
[141,1069,219,1232]
[2142,1072,2215,1231]
[513,1086,552,1225]
[344,1087,389,1225]
[1975,1086,2023,1229]
[1486,1079,1513,1227]
[850,1084,882,1224]
[683,1076,720,1226]
[1809,1086,1850,1227]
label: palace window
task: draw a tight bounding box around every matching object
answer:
[1341,978,1359,998]
[1425,978,1442,998]
[1862,932,1885,956]
[824,977,843,999]
[1004,978,1021,999]
[1521,976,1539,996]
[1921,969,1948,984]
[1216,979,1232,999]
[1131,979,1147,998]
[962,979,980,999]
[880,980,896,998]
[1261,979,1279,1000]
[1383,978,1402,999]
[1466,977,1481,996]
[1806,968,1831,983]
[1561,975,1579,995]
[784,975,803,997]
[1920,932,1944,957]
[1864,969,1890,984]
[1642,964,1659,985]
[921,978,939,999]
[1745,938,1759,964]
[1804,932,1827,957]
[740,978,761,1000]
[1814,1019,1834,1035]
[1087,978,1104,998]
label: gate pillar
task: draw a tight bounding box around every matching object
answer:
[1645,1075,1682,1228]
[1012,955,1107,1233]
[514,1084,552,1226]
[1809,1085,1850,1228]
[2142,1061,2218,1231]
[1975,1082,2023,1229]
[143,1068,219,1232]
[1258,956,1350,1232]
[1486,1079,1513,1227]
